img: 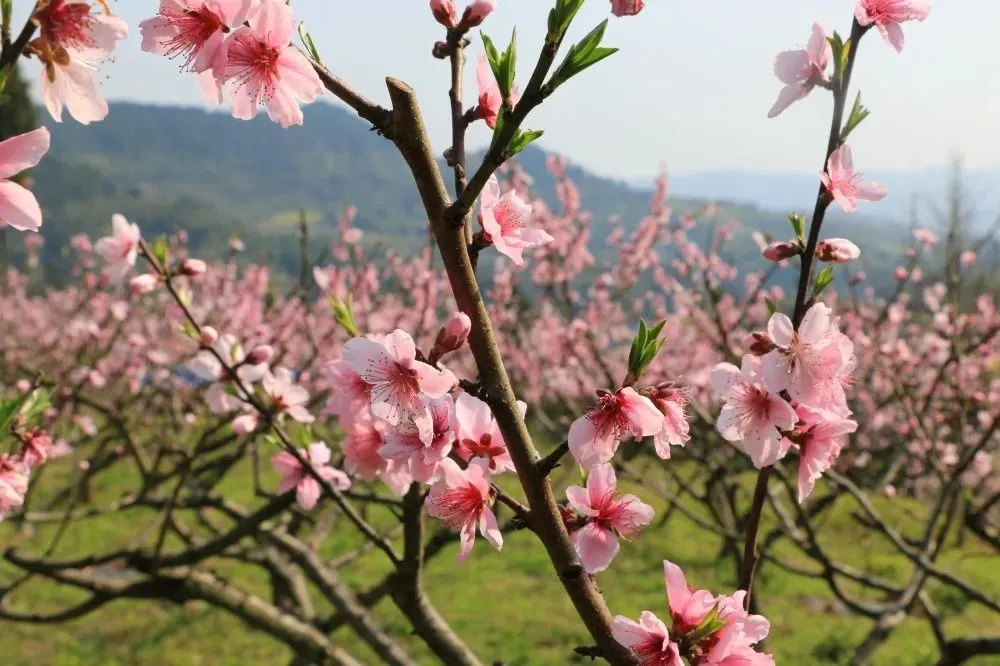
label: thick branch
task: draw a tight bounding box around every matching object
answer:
[385,76,636,665]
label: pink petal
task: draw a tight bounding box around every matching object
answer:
[663,560,692,614]
[384,329,417,365]
[772,50,809,84]
[566,484,597,517]
[0,181,43,231]
[587,463,617,507]
[0,127,51,179]
[711,363,743,398]
[767,82,810,119]
[573,523,620,573]
[412,362,456,398]
[296,477,321,510]
[881,21,904,52]
[478,507,503,550]
[308,442,332,466]
[620,388,665,438]
[767,312,795,347]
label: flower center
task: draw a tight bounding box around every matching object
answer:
[160,6,225,69]
[34,0,96,51]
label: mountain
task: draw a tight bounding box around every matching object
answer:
[12,101,922,291]
[632,166,1000,227]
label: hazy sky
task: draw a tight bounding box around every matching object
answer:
[19,1,997,178]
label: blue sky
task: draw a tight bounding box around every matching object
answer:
[19,0,996,178]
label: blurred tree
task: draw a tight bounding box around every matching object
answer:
[0,64,38,271]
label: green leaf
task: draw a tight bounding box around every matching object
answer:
[788,213,805,240]
[839,91,870,142]
[298,23,322,64]
[0,397,22,432]
[686,604,728,643]
[504,28,518,99]
[328,294,360,338]
[827,32,848,86]
[20,387,50,423]
[507,129,544,157]
[152,235,170,267]
[181,320,198,340]
[548,0,586,43]
[549,20,618,91]
[481,32,503,83]
[765,297,778,315]
[627,318,668,382]
[813,266,835,297]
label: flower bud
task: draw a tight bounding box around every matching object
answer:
[432,40,450,59]
[434,311,472,356]
[458,0,495,29]
[610,0,645,16]
[746,331,776,355]
[815,238,860,263]
[960,250,976,266]
[129,274,160,295]
[179,258,207,276]
[200,326,219,346]
[246,345,274,366]
[894,266,909,281]
[430,0,457,27]
[762,241,799,262]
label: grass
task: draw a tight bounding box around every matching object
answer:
[1,450,998,666]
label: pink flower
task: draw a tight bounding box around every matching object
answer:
[0,128,50,232]
[820,144,887,214]
[342,330,457,425]
[815,238,861,263]
[324,359,372,423]
[476,54,521,129]
[458,0,496,30]
[663,560,718,630]
[646,383,691,460]
[761,303,840,406]
[232,413,259,435]
[129,273,161,295]
[262,368,315,423]
[426,458,501,561]
[31,0,129,124]
[792,405,858,503]
[342,416,388,479]
[478,175,553,265]
[960,250,976,266]
[768,23,831,118]
[568,387,664,469]
[453,391,517,474]
[712,355,798,468]
[565,464,653,573]
[94,215,141,282]
[913,228,938,248]
[272,442,351,510]
[222,0,323,127]
[189,333,269,414]
[855,0,930,52]
[180,258,207,276]
[612,612,683,666]
[0,455,29,520]
[430,0,457,27]
[379,395,455,483]
[20,431,55,469]
[610,0,645,17]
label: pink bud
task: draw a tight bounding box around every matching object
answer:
[815,238,860,263]
[180,258,207,276]
[129,274,160,295]
[430,0,457,27]
[960,250,976,266]
[458,0,496,29]
[610,0,645,16]
[434,311,472,355]
[746,331,776,355]
[762,241,799,262]
[232,413,259,436]
[894,266,909,281]
[246,345,274,366]
[200,326,219,346]
[850,271,866,285]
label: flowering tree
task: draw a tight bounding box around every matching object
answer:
[2,1,999,665]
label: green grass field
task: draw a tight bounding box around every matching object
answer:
[2,452,998,666]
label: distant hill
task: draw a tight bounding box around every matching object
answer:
[14,101,923,291]
[634,166,1000,228]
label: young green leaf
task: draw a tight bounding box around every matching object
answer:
[549,19,618,91]
[298,23,322,64]
[812,266,835,297]
[765,297,778,315]
[839,91,871,142]
[788,213,806,240]
[507,129,544,157]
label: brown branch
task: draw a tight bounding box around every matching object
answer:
[385,76,636,665]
